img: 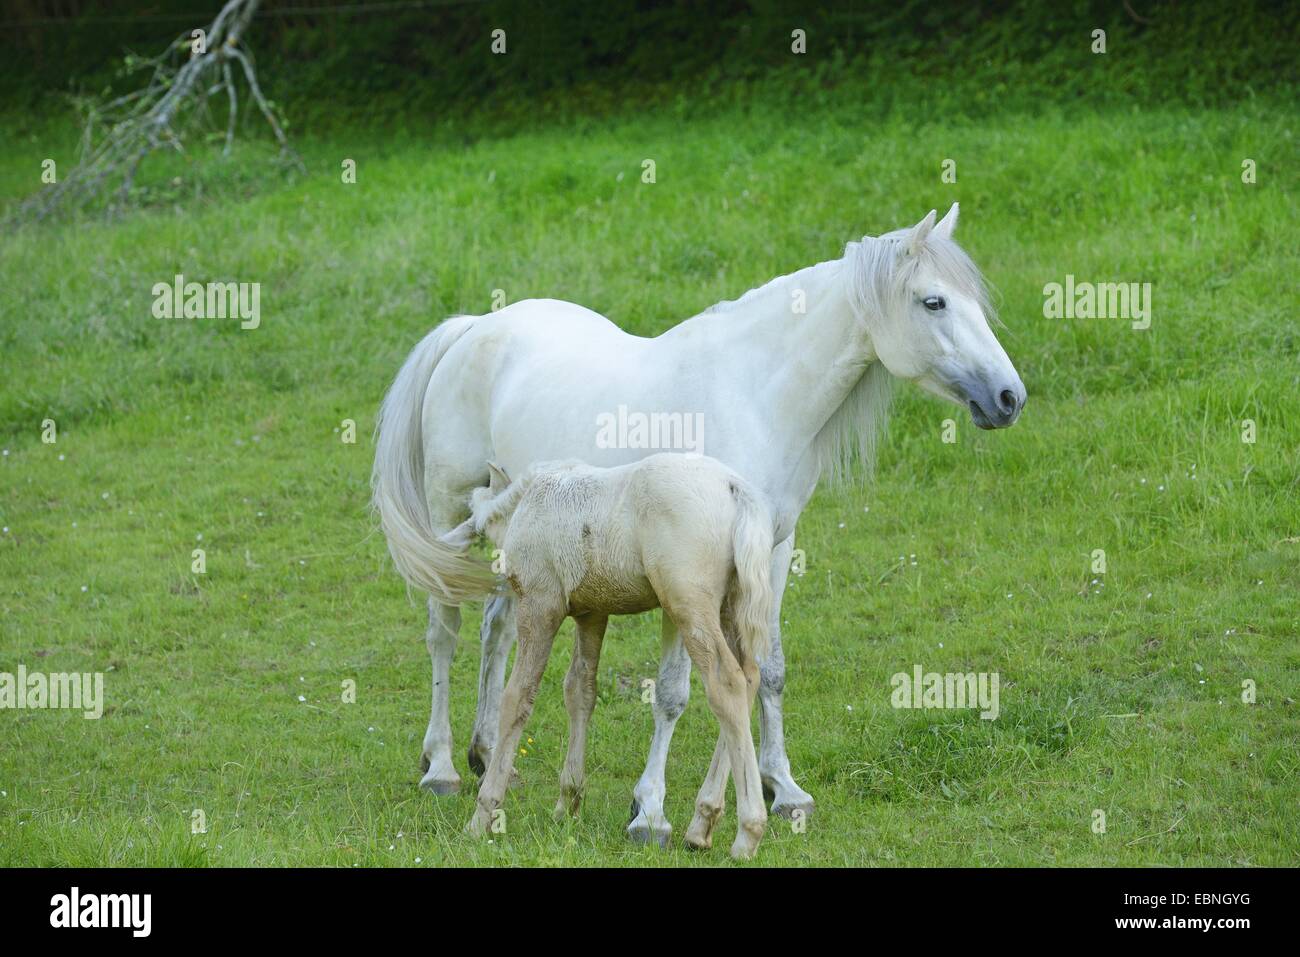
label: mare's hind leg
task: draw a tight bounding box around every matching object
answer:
[419,595,463,794]
[628,612,690,848]
[556,613,608,818]
[468,594,517,779]
[468,594,566,836]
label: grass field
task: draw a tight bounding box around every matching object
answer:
[1,91,1296,866]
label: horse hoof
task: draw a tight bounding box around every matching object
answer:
[627,817,672,849]
[682,827,712,852]
[554,793,582,821]
[730,822,765,861]
[419,771,461,795]
[467,746,487,777]
[766,777,815,820]
[770,797,814,821]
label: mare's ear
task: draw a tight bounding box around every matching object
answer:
[487,461,511,492]
[905,209,937,257]
[933,202,959,241]
[438,519,477,552]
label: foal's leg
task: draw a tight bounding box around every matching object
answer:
[759,535,816,819]
[419,596,463,794]
[684,622,761,851]
[628,612,690,848]
[556,613,608,818]
[468,596,565,836]
[676,609,766,860]
[467,593,517,777]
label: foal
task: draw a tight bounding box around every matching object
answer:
[439,454,775,860]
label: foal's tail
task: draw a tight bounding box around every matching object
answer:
[371,317,498,605]
[729,481,775,662]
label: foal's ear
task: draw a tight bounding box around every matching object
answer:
[438,518,477,552]
[933,202,959,241]
[905,209,937,256]
[487,461,511,492]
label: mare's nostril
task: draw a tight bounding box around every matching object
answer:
[998,389,1018,415]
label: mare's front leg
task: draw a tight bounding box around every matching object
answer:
[759,535,816,819]
[468,595,565,836]
[556,613,608,819]
[628,611,690,848]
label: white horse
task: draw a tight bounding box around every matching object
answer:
[372,203,1025,846]
[437,454,776,859]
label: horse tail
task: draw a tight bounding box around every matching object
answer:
[728,479,775,662]
[372,317,498,605]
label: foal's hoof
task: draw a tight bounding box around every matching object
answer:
[682,826,713,852]
[626,801,672,848]
[729,825,764,861]
[466,809,491,837]
[419,770,461,795]
[683,805,723,851]
[554,786,583,820]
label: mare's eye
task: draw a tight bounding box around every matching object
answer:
[922,296,946,312]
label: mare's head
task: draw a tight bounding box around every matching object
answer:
[850,204,1025,429]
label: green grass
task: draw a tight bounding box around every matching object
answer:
[0,92,1296,866]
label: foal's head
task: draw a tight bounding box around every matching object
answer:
[440,462,523,552]
[849,204,1025,430]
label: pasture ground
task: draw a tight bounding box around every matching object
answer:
[0,91,1296,865]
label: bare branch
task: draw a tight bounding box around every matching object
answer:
[11,0,299,223]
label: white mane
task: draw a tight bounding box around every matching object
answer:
[698,233,994,486]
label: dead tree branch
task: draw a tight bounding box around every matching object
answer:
[13,0,301,223]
